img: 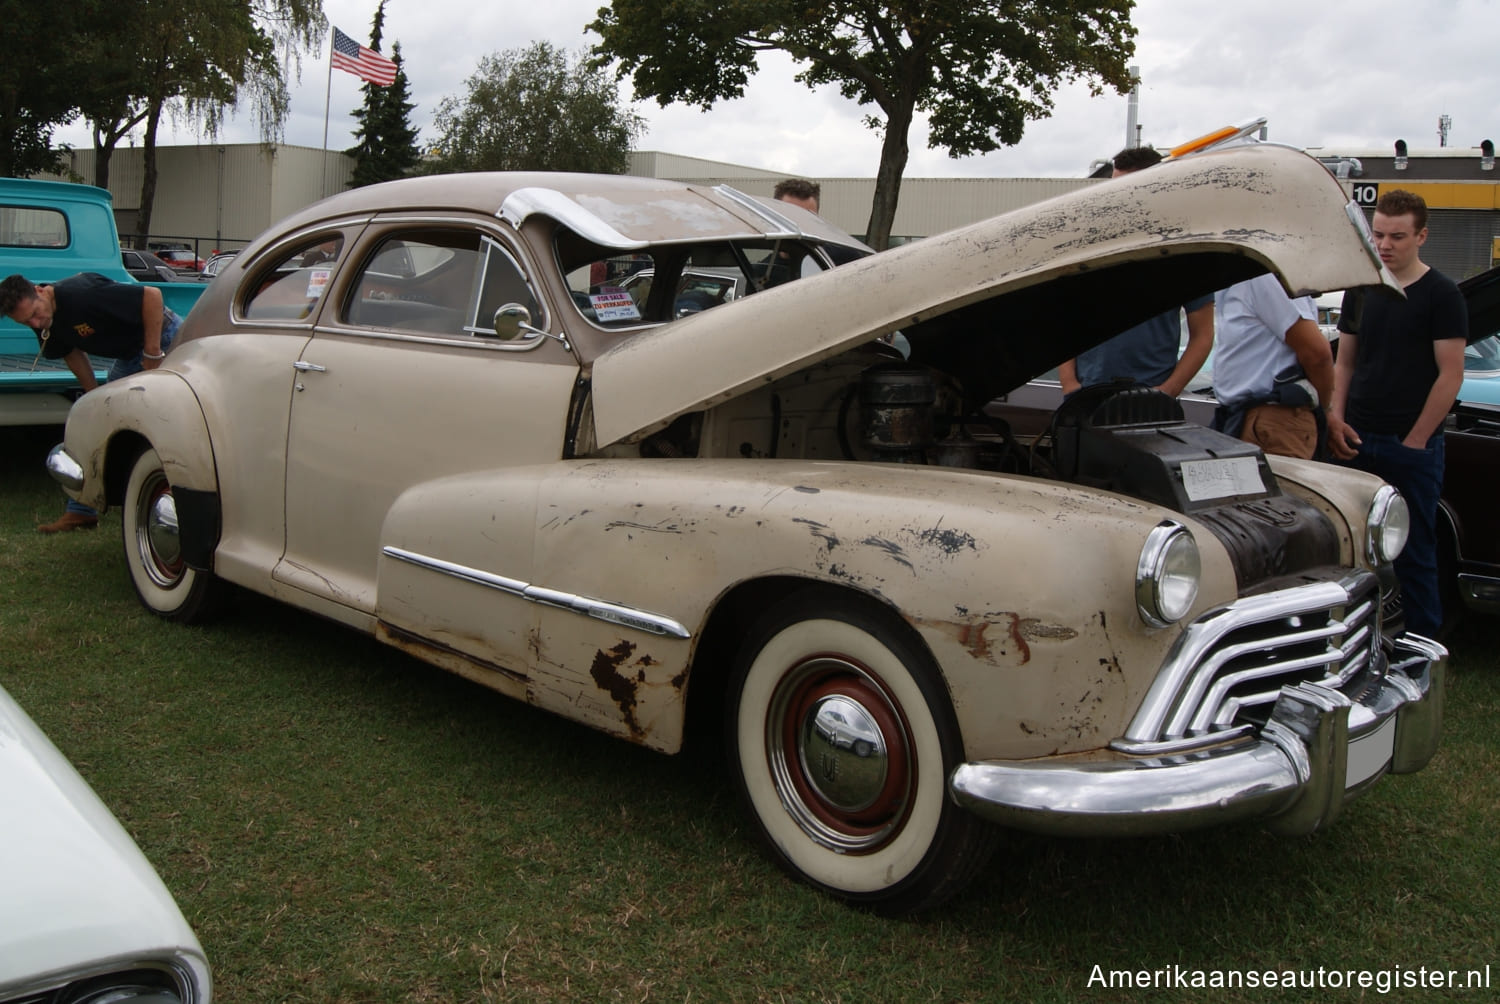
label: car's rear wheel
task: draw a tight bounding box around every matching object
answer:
[727,589,994,913]
[122,447,227,623]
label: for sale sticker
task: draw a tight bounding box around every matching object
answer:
[590,289,641,323]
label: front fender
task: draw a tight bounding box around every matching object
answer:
[378,459,1238,759]
[62,371,216,510]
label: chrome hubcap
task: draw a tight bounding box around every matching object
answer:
[137,474,184,588]
[767,655,914,853]
[801,695,887,811]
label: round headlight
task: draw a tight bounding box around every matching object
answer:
[1366,484,1410,565]
[1136,521,1201,628]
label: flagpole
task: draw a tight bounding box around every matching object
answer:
[321,32,334,200]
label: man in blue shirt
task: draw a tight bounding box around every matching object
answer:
[1059,147,1215,397]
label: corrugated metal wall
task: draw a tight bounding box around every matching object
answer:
[49,144,354,256]
[1423,209,1500,280]
[639,169,1098,242]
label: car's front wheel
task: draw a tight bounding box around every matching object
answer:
[122,447,227,623]
[727,589,994,913]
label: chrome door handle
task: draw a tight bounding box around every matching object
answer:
[293,360,327,372]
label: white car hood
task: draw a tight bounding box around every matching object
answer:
[0,685,208,994]
[589,144,1396,447]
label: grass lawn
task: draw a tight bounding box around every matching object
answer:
[2,424,1497,1002]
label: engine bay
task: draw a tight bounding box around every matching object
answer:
[622,349,1342,590]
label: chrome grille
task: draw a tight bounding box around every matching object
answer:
[1115,569,1382,754]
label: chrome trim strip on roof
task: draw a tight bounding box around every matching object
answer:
[712,184,800,239]
[497,187,648,250]
[382,546,691,639]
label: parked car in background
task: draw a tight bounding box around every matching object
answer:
[199,251,240,281]
[49,147,1445,913]
[618,266,748,317]
[121,248,183,282]
[0,682,211,1003]
[156,248,206,272]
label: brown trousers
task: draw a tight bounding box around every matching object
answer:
[1240,404,1318,460]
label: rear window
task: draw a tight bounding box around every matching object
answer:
[0,205,68,248]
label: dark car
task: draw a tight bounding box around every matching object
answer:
[120,249,181,282]
[1439,264,1500,621]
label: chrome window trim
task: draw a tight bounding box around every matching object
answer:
[317,222,551,350]
[382,546,691,639]
[462,234,547,336]
[712,184,802,239]
[308,326,549,353]
[232,218,373,327]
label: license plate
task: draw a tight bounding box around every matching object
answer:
[1180,456,1265,502]
[1346,717,1396,788]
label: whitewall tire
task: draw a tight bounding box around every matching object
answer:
[727,590,993,913]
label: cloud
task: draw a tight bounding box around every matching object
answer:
[52,0,1498,180]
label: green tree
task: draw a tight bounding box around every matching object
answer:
[429,41,644,174]
[590,0,1138,248]
[0,0,115,177]
[347,2,422,188]
[75,0,325,241]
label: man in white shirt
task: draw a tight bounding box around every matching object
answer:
[1211,273,1332,459]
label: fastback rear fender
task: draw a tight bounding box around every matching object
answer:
[376,459,1235,758]
[62,371,216,510]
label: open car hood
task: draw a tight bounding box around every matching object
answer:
[589,144,1398,448]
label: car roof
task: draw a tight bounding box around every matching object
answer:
[253,172,869,256]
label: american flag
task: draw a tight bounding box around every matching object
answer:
[331,27,397,86]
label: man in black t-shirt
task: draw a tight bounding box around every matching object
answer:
[1327,191,1467,638]
[1,272,180,532]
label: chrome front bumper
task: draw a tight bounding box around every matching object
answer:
[949,633,1446,838]
[46,442,85,492]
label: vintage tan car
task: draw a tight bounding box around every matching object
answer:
[49,145,1446,913]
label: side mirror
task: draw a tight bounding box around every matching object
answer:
[492,302,544,341]
[491,302,571,352]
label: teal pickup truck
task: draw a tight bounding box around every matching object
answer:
[1,178,206,425]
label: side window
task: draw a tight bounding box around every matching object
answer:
[469,237,543,336]
[565,252,656,326]
[342,229,539,339]
[242,235,344,321]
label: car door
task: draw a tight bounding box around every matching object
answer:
[194,232,344,590]
[274,222,579,645]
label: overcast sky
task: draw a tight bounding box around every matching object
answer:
[57,0,1499,179]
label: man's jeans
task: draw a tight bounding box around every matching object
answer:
[65,310,181,518]
[1341,431,1446,638]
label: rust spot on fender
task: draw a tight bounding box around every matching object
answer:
[911,612,1079,667]
[590,641,643,738]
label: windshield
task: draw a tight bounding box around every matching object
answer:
[555,232,839,328]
